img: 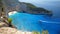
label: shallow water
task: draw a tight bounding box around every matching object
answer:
[9,12,60,34]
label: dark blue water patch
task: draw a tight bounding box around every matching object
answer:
[9,12,60,34]
[41,22,60,34]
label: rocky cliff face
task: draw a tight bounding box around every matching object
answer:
[3,0,20,11]
[0,0,52,17]
[0,0,3,18]
[19,2,53,16]
[1,0,20,17]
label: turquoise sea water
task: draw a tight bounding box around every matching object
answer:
[9,12,60,34]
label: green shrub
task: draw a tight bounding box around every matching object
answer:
[8,18,12,23]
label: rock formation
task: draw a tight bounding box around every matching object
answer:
[2,0,53,16]
[1,0,20,17]
[0,27,21,34]
[0,22,9,28]
[0,27,33,34]
[19,2,53,16]
[0,0,53,18]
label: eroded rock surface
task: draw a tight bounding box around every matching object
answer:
[0,27,21,34]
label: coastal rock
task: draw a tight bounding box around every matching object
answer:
[2,0,52,16]
[0,22,9,28]
[0,27,21,34]
[19,2,53,16]
[0,27,33,34]
[0,0,53,18]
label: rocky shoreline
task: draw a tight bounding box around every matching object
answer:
[0,21,18,34]
[0,19,22,34]
[0,27,21,34]
[0,13,19,34]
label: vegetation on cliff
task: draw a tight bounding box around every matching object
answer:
[20,2,53,16]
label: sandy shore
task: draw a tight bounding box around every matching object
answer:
[8,11,17,16]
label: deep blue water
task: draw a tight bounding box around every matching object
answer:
[31,1,60,17]
[9,12,60,34]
